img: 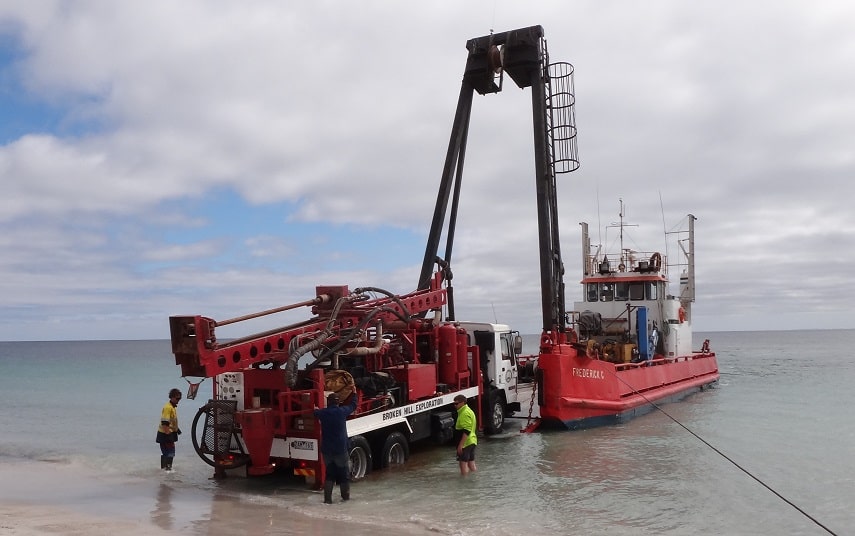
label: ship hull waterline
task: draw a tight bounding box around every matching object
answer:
[536,348,719,430]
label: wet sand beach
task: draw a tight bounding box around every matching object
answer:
[0,459,433,536]
[1,460,175,535]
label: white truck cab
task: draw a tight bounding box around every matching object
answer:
[455,321,526,433]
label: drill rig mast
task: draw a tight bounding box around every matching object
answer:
[418,25,579,336]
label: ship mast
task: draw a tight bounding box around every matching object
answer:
[607,198,637,269]
[619,199,625,266]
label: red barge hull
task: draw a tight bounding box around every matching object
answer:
[536,344,719,429]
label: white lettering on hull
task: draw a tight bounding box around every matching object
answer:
[572,367,605,380]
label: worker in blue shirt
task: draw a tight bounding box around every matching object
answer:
[314,390,358,504]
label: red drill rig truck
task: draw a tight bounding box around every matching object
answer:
[169,25,578,486]
[170,280,529,483]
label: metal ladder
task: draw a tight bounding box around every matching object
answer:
[542,37,580,176]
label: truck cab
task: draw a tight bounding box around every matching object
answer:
[455,321,526,433]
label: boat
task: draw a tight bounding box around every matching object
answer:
[400,24,718,431]
[534,202,719,429]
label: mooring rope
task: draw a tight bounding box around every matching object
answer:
[600,362,839,536]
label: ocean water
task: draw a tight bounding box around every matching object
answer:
[1,331,852,535]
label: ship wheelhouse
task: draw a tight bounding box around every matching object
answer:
[584,275,663,304]
[577,269,667,333]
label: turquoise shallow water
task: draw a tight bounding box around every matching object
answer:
[1,331,852,535]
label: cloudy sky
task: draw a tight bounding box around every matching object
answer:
[1,1,853,341]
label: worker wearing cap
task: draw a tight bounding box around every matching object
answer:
[314,390,358,504]
[453,394,477,476]
[156,388,182,471]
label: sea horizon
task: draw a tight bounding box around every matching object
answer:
[1,326,853,344]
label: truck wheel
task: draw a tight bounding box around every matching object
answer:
[348,435,372,480]
[378,432,409,468]
[485,391,505,434]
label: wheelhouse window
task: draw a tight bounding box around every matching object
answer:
[646,281,658,300]
[615,282,629,301]
[587,281,659,302]
[587,283,598,302]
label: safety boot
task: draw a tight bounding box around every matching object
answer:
[323,480,334,504]
[340,480,350,501]
[160,455,168,470]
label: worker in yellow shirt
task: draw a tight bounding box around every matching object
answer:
[453,394,477,476]
[156,388,182,471]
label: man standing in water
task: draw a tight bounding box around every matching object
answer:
[453,394,477,476]
[156,388,181,471]
[314,391,358,504]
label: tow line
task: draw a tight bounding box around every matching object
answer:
[601,360,840,536]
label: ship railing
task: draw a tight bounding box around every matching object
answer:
[613,352,713,372]
[585,249,667,276]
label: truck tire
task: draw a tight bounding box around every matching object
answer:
[348,435,372,480]
[378,431,409,468]
[484,390,505,435]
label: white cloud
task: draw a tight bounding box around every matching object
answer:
[1,1,854,340]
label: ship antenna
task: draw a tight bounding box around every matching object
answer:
[659,191,670,267]
[596,186,603,249]
[619,198,625,265]
[605,199,637,267]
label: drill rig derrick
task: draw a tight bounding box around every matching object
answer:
[418,25,579,339]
